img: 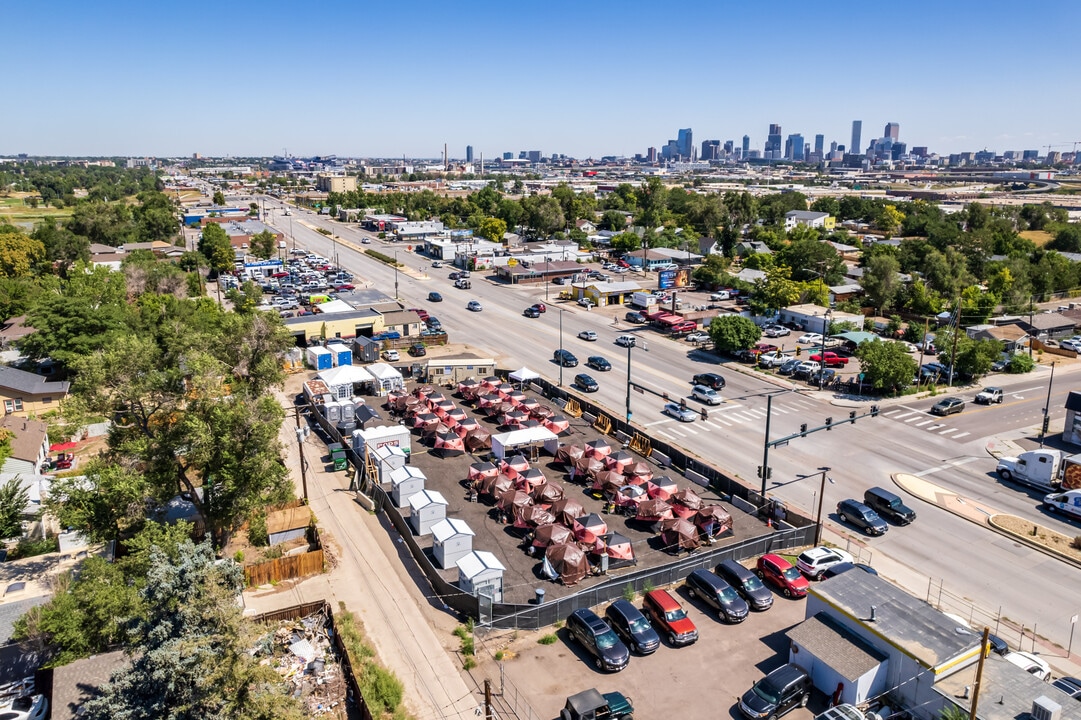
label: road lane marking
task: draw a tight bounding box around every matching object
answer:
[683,427,699,435]
[891,411,917,420]
[915,456,983,477]
[773,406,790,414]
[667,427,687,437]
[884,409,905,417]
[746,409,767,418]
[927,424,944,430]
[952,432,970,439]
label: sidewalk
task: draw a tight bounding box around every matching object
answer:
[243,393,479,720]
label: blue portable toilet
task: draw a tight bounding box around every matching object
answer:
[327,343,352,366]
[307,346,333,370]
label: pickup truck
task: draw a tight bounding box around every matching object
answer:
[454,278,471,289]
[561,689,634,720]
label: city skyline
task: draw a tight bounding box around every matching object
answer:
[2,0,1079,158]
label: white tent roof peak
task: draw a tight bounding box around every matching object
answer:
[509,367,540,382]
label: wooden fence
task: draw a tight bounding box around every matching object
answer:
[244,548,325,586]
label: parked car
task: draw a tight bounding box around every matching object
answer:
[587,356,612,371]
[974,386,1004,404]
[836,498,889,536]
[663,402,697,422]
[561,689,634,720]
[642,589,698,646]
[578,330,598,341]
[625,311,645,324]
[604,599,660,655]
[758,351,789,368]
[1004,651,1051,681]
[690,385,722,405]
[809,351,849,367]
[685,332,711,343]
[685,569,749,623]
[821,562,878,579]
[523,306,541,318]
[778,358,802,375]
[565,609,630,672]
[863,486,916,525]
[738,664,811,720]
[1051,676,1081,699]
[715,559,773,611]
[1061,339,1081,353]
[615,335,636,348]
[554,349,578,367]
[466,300,483,312]
[691,372,726,390]
[809,368,838,387]
[709,291,731,301]
[382,349,400,362]
[408,343,427,357]
[793,361,821,379]
[796,547,855,579]
[930,396,965,416]
[574,373,599,392]
[0,694,47,720]
[756,554,809,598]
[797,332,824,345]
[763,324,791,338]
[578,298,595,308]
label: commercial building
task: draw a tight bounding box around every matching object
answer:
[742,135,751,158]
[884,122,900,141]
[465,146,473,163]
[315,174,357,193]
[766,124,782,159]
[677,128,693,159]
[851,120,862,155]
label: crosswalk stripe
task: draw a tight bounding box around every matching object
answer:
[644,418,672,427]
[773,406,790,414]
[668,427,687,437]
[914,420,933,427]
[697,424,709,432]
[892,411,916,420]
[709,418,731,428]
[927,424,944,431]
[938,427,957,435]
[904,416,922,423]
[884,409,905,417]
[683,427,699,435]
[746,409,767,418]
[952,432,970,439]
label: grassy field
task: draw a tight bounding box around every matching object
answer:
[0,194,73,227]
[1019,229,1054,246]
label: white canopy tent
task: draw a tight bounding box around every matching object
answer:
[318,364,375,399]
[367,362,405,394]
[490,426,559,460]
[509,367,540,383]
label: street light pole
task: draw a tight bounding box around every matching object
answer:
[814,468,832,546]
[558,309,564,387]
[394,251,399,299]
[818,309,832,390]
[1040,361,1057,448]
[760,393,774,499]
[626,343,633,422]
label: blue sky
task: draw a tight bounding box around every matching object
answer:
[3,0,1079,159]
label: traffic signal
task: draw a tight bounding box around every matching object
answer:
[800,423,808,436]
[757,466,773,479]
[849,411,857,424]
[870,404,880,417]
[1042,416,1051,434]
[825,416,833,431]
[757,465,763,478]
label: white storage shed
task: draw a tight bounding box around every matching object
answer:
[373,444,408,483]
[431,518,475,569]
[456,550,505,602]
[408,489,448,536]
[390,465,427,508]
[352,424,411,457]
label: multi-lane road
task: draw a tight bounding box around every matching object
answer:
[256,196,1081,650]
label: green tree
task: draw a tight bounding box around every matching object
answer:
[198,223,234,276]
[776,232,845,284]
[860,253,901,313]
[0,230,47,277]
[213,190,226,206]
[876,205,905,237]
[475,216,508,243]
[856,339,917,394]
[81,540,304,720]
[33,220,90,269]
[960,284,999,325]
[44,460,148,544]
[1006,353,1035,374]
[635,177,669,228]
[521,196,565,237]
[611,231,641,253]
[249,229,276,259]
[955,337,1003,379]
[750,265,802,315]
[598,210,627,232]
[0,477,30,539]
[708,315,761,353]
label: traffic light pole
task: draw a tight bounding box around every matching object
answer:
[759,393,774,499]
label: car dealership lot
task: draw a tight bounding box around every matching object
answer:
[485,583,817,720]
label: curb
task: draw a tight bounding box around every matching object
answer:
[987,513,1081,571]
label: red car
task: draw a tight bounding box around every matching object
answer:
[809,351,849,367]
[756,554,809,598]
[408,308,430,322]
[532,303,547,313]
[335,283,355,291]
[754,343,779,354]
[642,589,698,646]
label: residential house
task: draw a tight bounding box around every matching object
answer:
[1007,312,1076,340]
[0,416,50,476]
[649,246,703,266]
[734,240,772,257]
[828,284,863,304]
[971,324,1028,353]
[36,649,129,720]
[0,316,34,351]
[0,365,69,418]
[824,241,861,262]
[784,210,835,231]
[776,304,864,335]
[622,249,678,272]
[574,219,596,234]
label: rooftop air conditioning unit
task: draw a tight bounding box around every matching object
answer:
[1031,696,1061,720]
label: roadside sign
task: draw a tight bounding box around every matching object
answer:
[507,258,518,267]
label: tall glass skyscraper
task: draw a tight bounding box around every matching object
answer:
[677,128,693,159]
[851,121,862,154]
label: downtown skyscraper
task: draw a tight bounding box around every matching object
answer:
[851,120,862,155]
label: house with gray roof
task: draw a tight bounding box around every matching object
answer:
[0,365,69,418]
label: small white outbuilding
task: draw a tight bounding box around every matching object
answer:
[390,465,426,508]
[431,518,475,569]
[408,489,447,536]
[456,550,505,602]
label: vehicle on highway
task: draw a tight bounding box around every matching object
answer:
[578,298,595,308]
[382,349,400,362]
[930,396,965,416]
[466,300,482,312]
[642,589,698,646]
[604,599,660,655]
[778,358,802,375]
[561,689,634,720]
[797,332,824,345]
[624,311,646,323]
[690,385,722,405]
[578,330,598,341]
[685,569,748,623]
[565,608,630,672]
[554,349,578,367]
[1043,489,1081,521]
[523,306,541,318]
[738,663,811,720]
[974,386,1004,404]
[996,448,1075,491]
[763,324,791,338]
[685,331,711,343]
[663,402,697,422]
[821,562,878,579]
[836,498,888,536]
[758,351,789,368]
[587,356,611,371]
[427,291,443,302]
[691,372,726,390]
[574,373,599,392]
[756,554,809,597]
[532,303,547,313]
[454,278,471,289]
[796,547,855,579]
[809,351,849,367]
[863,486,916,525]
[1004,651,1051,681]
[615,335,636,348]
[715,559,773,611]
[361,237,372,244]
[431,260,443,268]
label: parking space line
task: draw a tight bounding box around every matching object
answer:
[952,432,970,439]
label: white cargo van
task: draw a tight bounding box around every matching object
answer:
[1044,489,1081,520]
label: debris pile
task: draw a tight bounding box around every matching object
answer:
[255,609,349,717]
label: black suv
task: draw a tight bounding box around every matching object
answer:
[863,486,916,525]
[566,609,630,672]
[715,559,773,612]
[604,599,660,655]
[685,569,748,623]
[691,372,726,390]
[574,374,599,392]
[554,349,579,367]
[738,664,811,720]
[836,498,888,536]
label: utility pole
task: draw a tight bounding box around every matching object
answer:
[813,468,831,545]
[948,296,961,386]
[1040,361,1057,447]
[484,679,493,720]
[969,627,990,720]
[759,393,775,500]
[295,405,309,503]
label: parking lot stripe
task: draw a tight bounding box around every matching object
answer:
[938,427,957,435]
[952,432,970,439]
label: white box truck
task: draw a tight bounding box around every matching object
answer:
[630,292,658,309]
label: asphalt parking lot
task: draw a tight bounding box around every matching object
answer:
[478,576,821,720]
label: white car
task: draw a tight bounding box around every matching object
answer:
[0,694,48,720]
[382,349,400,362]
[685,332,711,344]
[798,332,824,345]
[709,291,730,301]
[763,324,791,338]
[895,341,918,353]
[615,335,637,348]
[663,402,697,422]
[578,330,598,341]
[690,385,722,405]
[1060,339,1081,353]
[431,260,443,268]
[1004,651,1051,681]
[796,546,854,579]
[577,298,595,308]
